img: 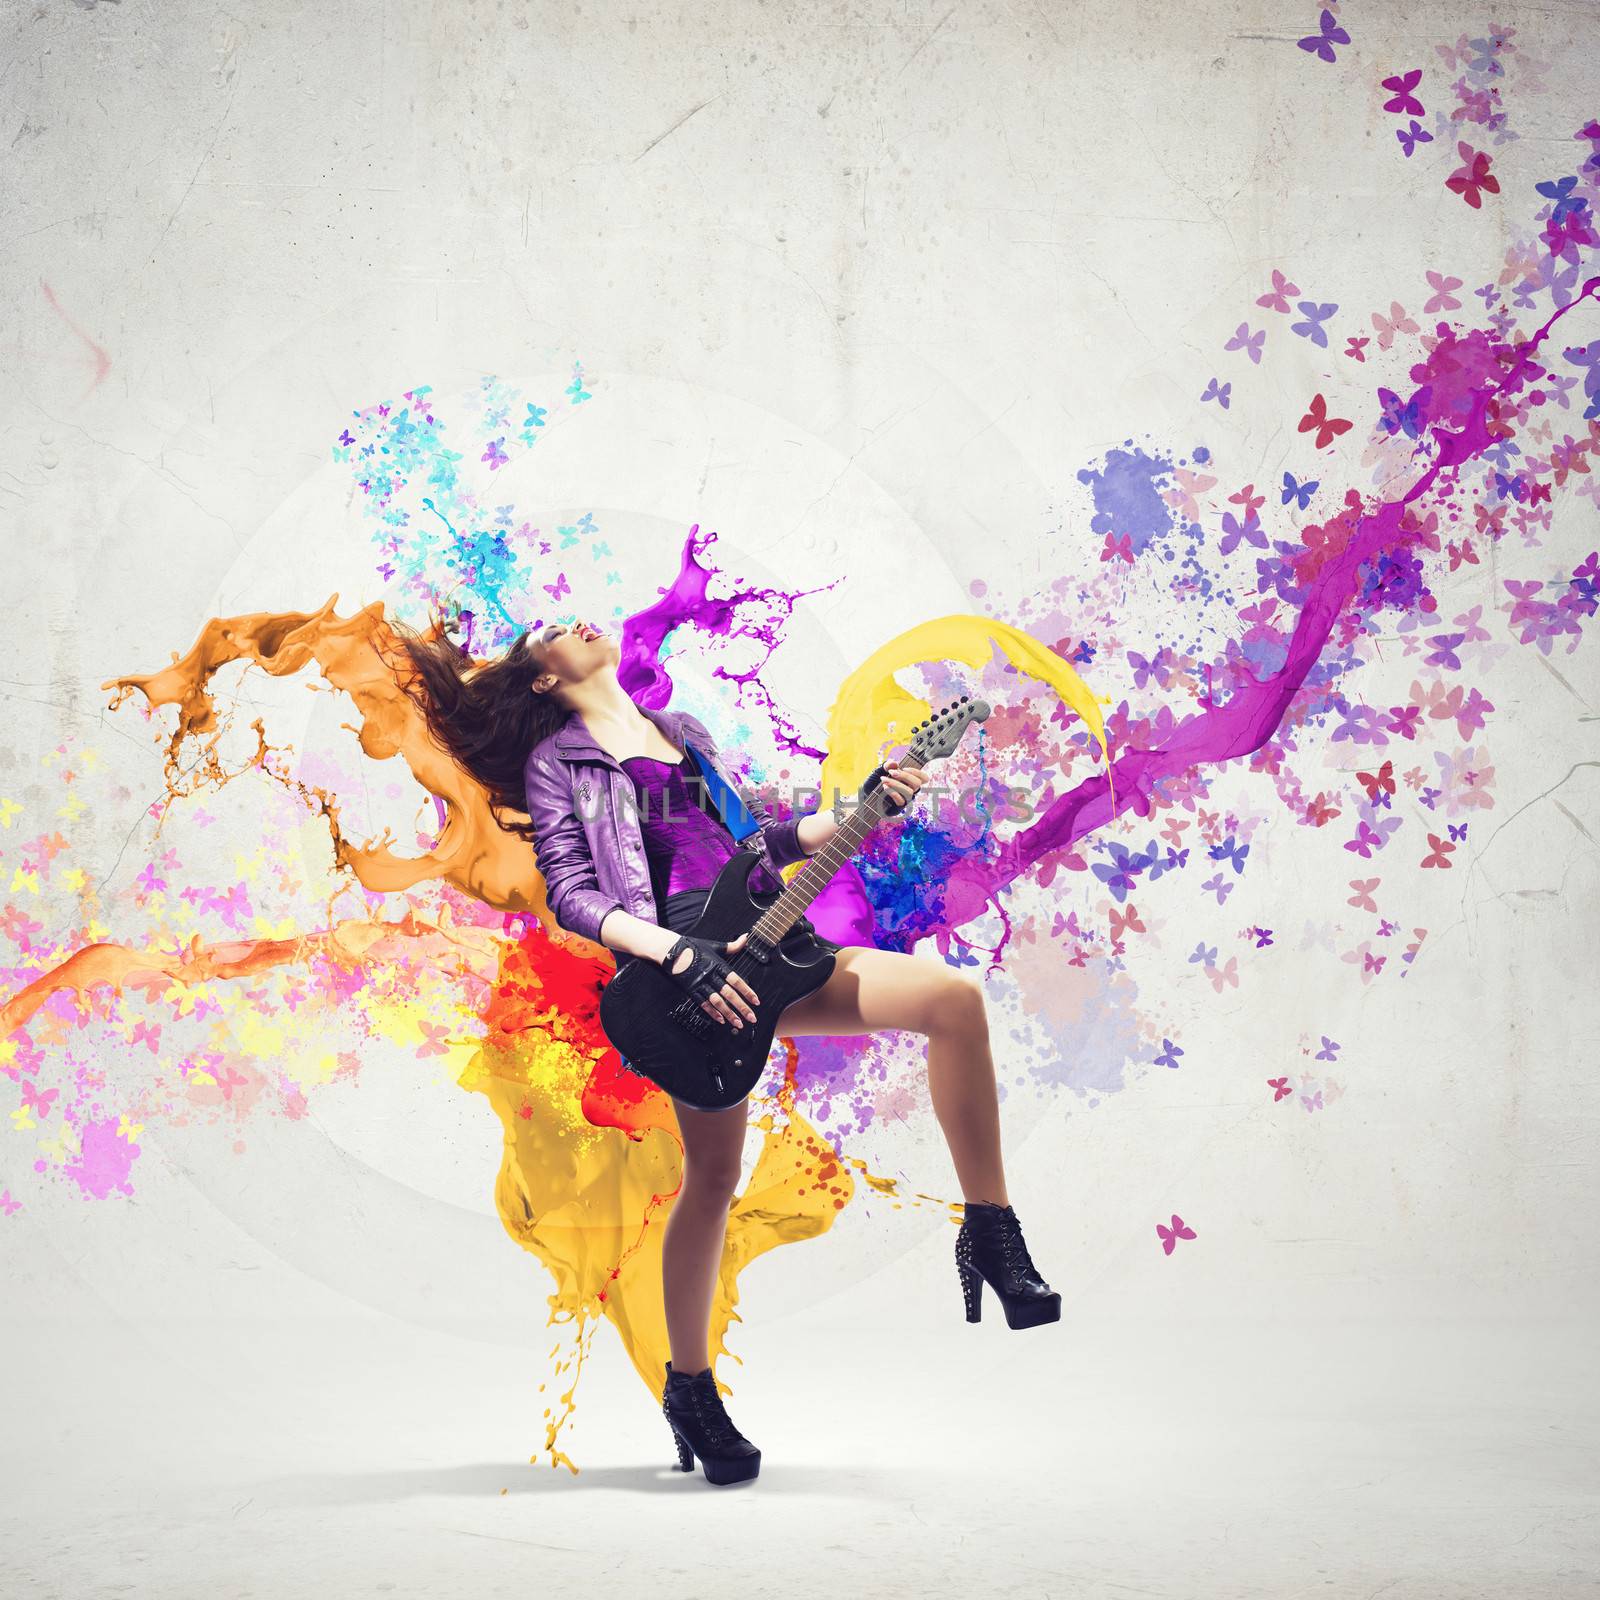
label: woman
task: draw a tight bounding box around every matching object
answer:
[397,612,1060,1488]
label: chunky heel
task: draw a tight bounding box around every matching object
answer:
[955,1202,1062,1331]
[666,1417,695,1472]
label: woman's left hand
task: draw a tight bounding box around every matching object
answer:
[878,763,928,815]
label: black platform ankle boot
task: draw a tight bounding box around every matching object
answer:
[955,1201,1062,1330]
[662,1361,762,1486]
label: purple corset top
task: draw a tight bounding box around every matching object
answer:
[620,753,783,903]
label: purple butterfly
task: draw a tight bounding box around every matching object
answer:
[1396,120,1434,158]
[1378,387,1424,440]
[1189,941,1218,966]
[1447,821,1468,841]
[1380,68,1424,117]
[1291,300,1339,348]
[1155,1039,1184,1070]
[1202,377,1232,409]
[1316,1035,1340,1061]
[1225,323,1266,364]
[1297,9,1350,63]
[1424,631,1466,671]
[1219,510,1268,555]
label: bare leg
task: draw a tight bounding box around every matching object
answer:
[771,949,1009,1207]
[662,1094,748,1372]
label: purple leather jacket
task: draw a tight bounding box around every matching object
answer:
[522,702,809,945]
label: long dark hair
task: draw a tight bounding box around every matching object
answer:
[387,611,570,846]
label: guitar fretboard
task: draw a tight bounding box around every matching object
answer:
[749,757,929,945]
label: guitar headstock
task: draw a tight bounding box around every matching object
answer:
[905,696,990,763]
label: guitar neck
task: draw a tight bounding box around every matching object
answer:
[749,757,927,946]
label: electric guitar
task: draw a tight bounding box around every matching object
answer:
[598,695,990,1109]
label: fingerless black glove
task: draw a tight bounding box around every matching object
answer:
[657,932,740,1005]
[861,763,908,814]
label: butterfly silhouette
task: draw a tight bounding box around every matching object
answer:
[1536,176,1585,227]
[1371,302,1419,350]
[1208,835,1250,874]
[1378,387,1424,440]
[1357,760,1396,803]
[1420,833,1456,869]
[1297,9,1349,63]
[1447,821,1468,842]
[1291,301,1339,348]
[1347,877,1381,912]
[1395,120,1433,158]
[1256,268,1301,314]
[1446,142,1500,209]
[1202,377,1232,409]
[1156,1039,1184,1070]
[1281,470,1319,510]
[1316,1035,1341,1061]
[1157,1215,1197,1254]
[1299,392,1353,449]
[543,572,572,601]
[1268,1076,1292,1101]
[1380,68,1424,117]
[1225,323,1266,364]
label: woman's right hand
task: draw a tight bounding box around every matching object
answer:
[655,929,760,1028]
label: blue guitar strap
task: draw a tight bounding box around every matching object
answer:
[684,743,760,843]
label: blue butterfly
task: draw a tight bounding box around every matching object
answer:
[1189,941,1218,967]
[1290,300,1339,348]
[1535,175,1586,226]
[1091,841,1147,903]
[1155,1039,1184,1070]
[1281,470,1320,510]
[1207,835,1250,874]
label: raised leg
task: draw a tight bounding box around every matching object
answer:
[772,948,1010,1208]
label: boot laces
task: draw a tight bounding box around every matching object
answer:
[683,1371,746,1451]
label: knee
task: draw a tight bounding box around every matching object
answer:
[681,1156,742,1203]
[928,973,987,1037]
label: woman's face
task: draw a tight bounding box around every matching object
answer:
[530,619,618,692]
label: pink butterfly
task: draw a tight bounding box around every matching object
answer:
[1423,270,1463,313]
[1346,877,1381,912]
[1371,302,1418,351]
[0,1190,19,1217]
[1156,1214,1196,1255]
[1256,269,1301,314]
[1205,956,1240,993]
[1268,1076,1292,1101]
[543,572,572,601]
[20,1083,58,1119]
[1301,1090,1325,1112]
